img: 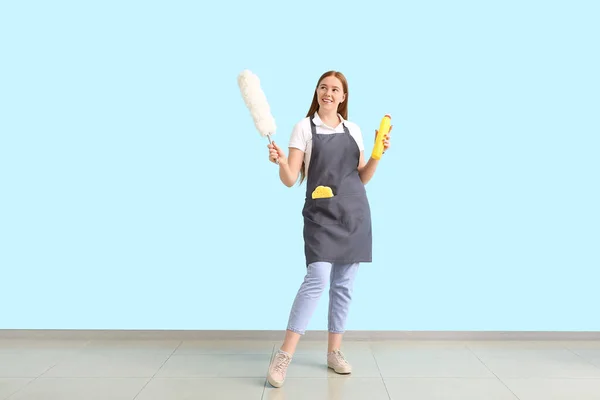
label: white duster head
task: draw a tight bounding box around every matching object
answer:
[237,69,276,138]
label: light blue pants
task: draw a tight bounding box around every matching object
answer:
[287,261,360,335]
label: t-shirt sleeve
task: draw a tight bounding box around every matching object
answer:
[288,120,307,151]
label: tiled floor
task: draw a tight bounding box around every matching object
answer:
[1,338,600,399]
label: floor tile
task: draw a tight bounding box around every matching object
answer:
[373,347,493,378]
[262,377,390,400]
[81,340,181,354]
[135,377,265,400]
[502,378,600,400]
[40,352,170,378]
[290,340,373,354]
[282,351,380,378]
[565,341,600,367]
[175,340,274,355]
[384,377,519,399]
[4,338,600,399]
[466,340,573,350]
[0,378,33,400]
[6,378,148,400]
[155,354,271,378]
[469,346,600,379]
[0,352,66,378]
[370,340,472,351]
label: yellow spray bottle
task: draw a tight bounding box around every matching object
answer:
[371,114,391,160]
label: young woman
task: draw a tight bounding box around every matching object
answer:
[265,71,391,388]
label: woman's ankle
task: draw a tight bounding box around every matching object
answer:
[280,329,302,356]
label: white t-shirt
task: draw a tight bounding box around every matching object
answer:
[288,112,365,176]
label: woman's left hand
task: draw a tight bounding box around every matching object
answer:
[375,125,392,154]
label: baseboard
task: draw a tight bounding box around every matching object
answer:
[1,330,599,341]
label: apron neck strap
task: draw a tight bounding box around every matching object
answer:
[309,115,348,135]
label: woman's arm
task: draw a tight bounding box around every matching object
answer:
[357,127,392,184]
[268,142,304,187]
[357,152,379,184]
[278,148,304,187]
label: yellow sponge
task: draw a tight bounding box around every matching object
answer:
[312,185,334,199]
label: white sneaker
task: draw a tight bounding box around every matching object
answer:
[327,349,352,374]
[267,349,292,388]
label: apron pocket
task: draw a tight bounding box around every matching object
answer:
[303,196,343,225]
[303,194,366,226]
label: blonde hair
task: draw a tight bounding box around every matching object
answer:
[299,71,349,185]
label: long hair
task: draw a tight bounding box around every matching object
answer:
[299,70,349,185]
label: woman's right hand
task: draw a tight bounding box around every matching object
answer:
[268,141,287,165]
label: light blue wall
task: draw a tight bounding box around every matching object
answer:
[1,1,598,331]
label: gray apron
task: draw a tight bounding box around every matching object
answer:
[301,117,373,266]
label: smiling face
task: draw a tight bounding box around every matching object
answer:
[316,75,346,112]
